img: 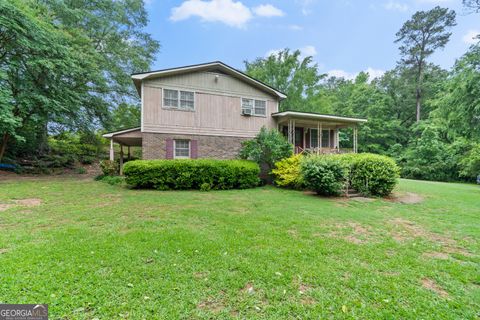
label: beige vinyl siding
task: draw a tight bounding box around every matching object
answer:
[146,71,276,101]
[142,71,279,137]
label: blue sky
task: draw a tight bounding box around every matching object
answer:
[144,0,479,79]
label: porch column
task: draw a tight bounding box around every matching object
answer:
[317,122,321,154]
[109,139,114,161]
[128,146,131,160]
[119,144,124,175]
[353,126,358,153]
[287,119,295,145]
[335,128,340,150]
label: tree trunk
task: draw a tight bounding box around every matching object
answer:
[0,133,9,163]
[416,87,421,122]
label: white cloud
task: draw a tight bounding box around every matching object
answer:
[265,48,283,57]
[300,45,317,57]
[288,24,303,31]
[170,0,252,28]
[296,0,316,15]
[253,4,285,17]
[462,30,480,45]
[384,1,409,12]
[265,45,317,59]
[327,67,385,81]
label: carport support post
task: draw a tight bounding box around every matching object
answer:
[109,139,114,161]
[119,144,124,175]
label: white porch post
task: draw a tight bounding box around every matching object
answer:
[335,128,340,150]
[119,144,124,175]
[317,122,321,154]
[109,139,114,161]
[353,126,358,153]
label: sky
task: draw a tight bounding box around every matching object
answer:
[143,0,480,79]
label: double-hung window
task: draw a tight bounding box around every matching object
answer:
[163,89,194,111]
[241,98,266,116]
[174,139,190,158]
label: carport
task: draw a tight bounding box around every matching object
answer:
[102,127,142,174]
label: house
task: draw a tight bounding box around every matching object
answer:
[103,62,366,170]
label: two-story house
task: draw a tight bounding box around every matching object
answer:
[103,62,366,169]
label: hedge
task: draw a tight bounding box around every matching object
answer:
[271,154,304,189]
[339,153,400,196]
[301,155,349,196]
[123,159,260,190]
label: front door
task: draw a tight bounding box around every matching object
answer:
[295,127,304,149]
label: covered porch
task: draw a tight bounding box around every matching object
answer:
[272,111,367,154]
[102,127,142,174]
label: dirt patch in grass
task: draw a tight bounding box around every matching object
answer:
[14,198,42,207]
[387,192,424,204]
[197,298,225,313]
[330,222,375,244]
[0,248,9,254]
[298,283,313,294]
[241,283,255,295]
[0,204,13,212]
[423,252,450,260]
[350,197,375,202]
[421,278,449,298]
[389,218,454,245]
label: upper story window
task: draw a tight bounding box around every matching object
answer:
[241,98,266,116]
[163,89,195,111]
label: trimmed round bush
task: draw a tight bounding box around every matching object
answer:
[272,154,304,189]
[301,155,349,196]
[340,153,400,196]
[123,159,260,190]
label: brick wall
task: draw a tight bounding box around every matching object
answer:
[142,132,249,160]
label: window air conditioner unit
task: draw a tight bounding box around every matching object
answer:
[242,108,252,116]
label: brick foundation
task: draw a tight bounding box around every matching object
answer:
[142,132,249,160]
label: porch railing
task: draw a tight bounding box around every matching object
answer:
[295,147,354,155]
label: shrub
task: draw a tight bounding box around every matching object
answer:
[340,153,399,196]
[123,159,260,190]
[272,154,304,189]
[239,127,292,182]
[75,167,87,174]
[96,175,125,186]
[301,155,349,196]
[100,160,119,176]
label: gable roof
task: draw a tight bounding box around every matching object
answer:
[131,61,287,100]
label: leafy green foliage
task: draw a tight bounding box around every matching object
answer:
[100,160,119,176]
[0,0,158,161]
[96,175,125,186]
[271,154,304,189]
[239,127,292,180]
[340,153,400,197]
[244,49,324,112]
[301,155,349,196]
[395,6,456,122]
[459,143,480,179]
[123,159,260,190]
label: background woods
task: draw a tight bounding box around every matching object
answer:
[0,1,479,182]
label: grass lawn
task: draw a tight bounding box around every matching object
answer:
[0,177,479,319]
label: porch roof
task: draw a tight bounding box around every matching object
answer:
[272,111,367,125]
[102,127,142,146]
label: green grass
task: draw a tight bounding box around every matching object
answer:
[0,178,478,319]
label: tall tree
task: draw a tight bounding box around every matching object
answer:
[463,0,480,13]
[395,6,456,122]
[244,49,324,112]
[0,0,159,161]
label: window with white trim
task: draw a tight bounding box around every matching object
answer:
[163,89,194,111]
[241,98,266,116]
[174,139,190,158]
